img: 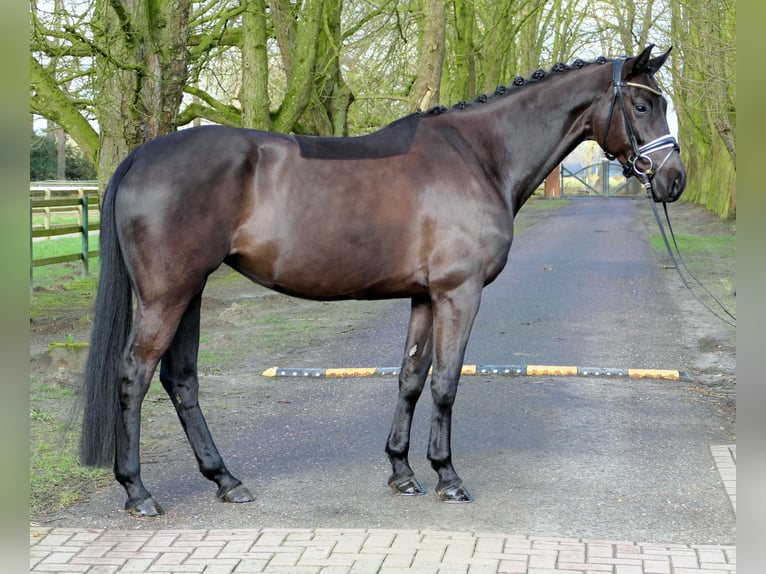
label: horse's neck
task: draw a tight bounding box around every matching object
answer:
[445,68,608,215]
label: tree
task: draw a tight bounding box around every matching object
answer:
[31,0,194,188]
[268,0,353,135]
[30,131,97,181]
[176,0,355,135]
[308,0,355,136]
[670,0,735,217]
[410,0,447,110]
[94,0,193,183]
[239,0,271,129]
[30,132,58,181]
[66,145,98,180]
[30,0,353,189]
[443,0,587,104]
[448,0,475,102]
[334,1,417,133]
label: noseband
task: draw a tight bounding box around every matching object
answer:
[601,58,680,186]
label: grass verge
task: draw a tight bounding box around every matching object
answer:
[29,377,112,518]
[30,244,107,520]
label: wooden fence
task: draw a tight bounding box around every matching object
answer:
[30,182,100,282]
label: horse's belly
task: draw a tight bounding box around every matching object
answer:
[228,238,425,301]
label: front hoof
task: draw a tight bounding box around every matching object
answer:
[436,481,474,503]
[218,483,254,503]
[388,474,427,496]
[126,497,164,517]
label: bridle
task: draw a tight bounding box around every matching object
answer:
[601,58,680,191]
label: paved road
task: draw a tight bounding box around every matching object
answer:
[468,197,688,368]
[33,198,735,571]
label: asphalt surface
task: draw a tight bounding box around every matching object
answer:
[45,198,735,546]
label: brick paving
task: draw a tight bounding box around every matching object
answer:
[709,445,736,513]
[30,445,736,573]
[29,527,736,573]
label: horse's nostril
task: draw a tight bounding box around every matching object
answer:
[669,173,686,201]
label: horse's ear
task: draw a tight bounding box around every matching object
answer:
[646,46,672,74]
[627,45,672,78]
[625,44,654,77]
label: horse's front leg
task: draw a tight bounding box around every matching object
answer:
[427,281,482,503]
[386,296,433,495]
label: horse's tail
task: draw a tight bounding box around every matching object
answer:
[79,153,136,467]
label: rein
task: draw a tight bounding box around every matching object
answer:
[604,58,735,328]
[647,196,736,328]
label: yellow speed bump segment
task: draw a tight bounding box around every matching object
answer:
[424,365,479,375]
[325,367,377,378]
[627,368,682,380]
[526,364,578,376]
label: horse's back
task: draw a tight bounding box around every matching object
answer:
[119,125,283,193]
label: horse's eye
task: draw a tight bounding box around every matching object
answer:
[634,103,649,114]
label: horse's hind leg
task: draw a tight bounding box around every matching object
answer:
[159,290,253,504]
[115,301,190,516]
[386,296,433,495]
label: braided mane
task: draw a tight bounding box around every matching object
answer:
[298,56,615,160]
[419,56,611,117]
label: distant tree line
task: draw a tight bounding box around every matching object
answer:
[30,130,97,181]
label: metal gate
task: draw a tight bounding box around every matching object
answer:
[560,158,643,198]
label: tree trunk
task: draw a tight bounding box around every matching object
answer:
[92,0,192,190]
[240,0,271,130]
[46,120,67,180]
[411,0,447,110]
[451,0,476,101]
[272,0,325,133]
[516,0,544,74]
[300,0,354,136]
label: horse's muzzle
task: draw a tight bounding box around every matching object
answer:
[632,136,685,203]
[653,165,686,203]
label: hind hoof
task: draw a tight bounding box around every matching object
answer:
[388,475,426,496]
[126,497,164,517]
[437,481,474,503]
[219,483,254,503]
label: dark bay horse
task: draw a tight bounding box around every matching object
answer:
[80,45,685,516]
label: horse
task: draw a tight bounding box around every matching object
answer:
[79,45,685,516]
